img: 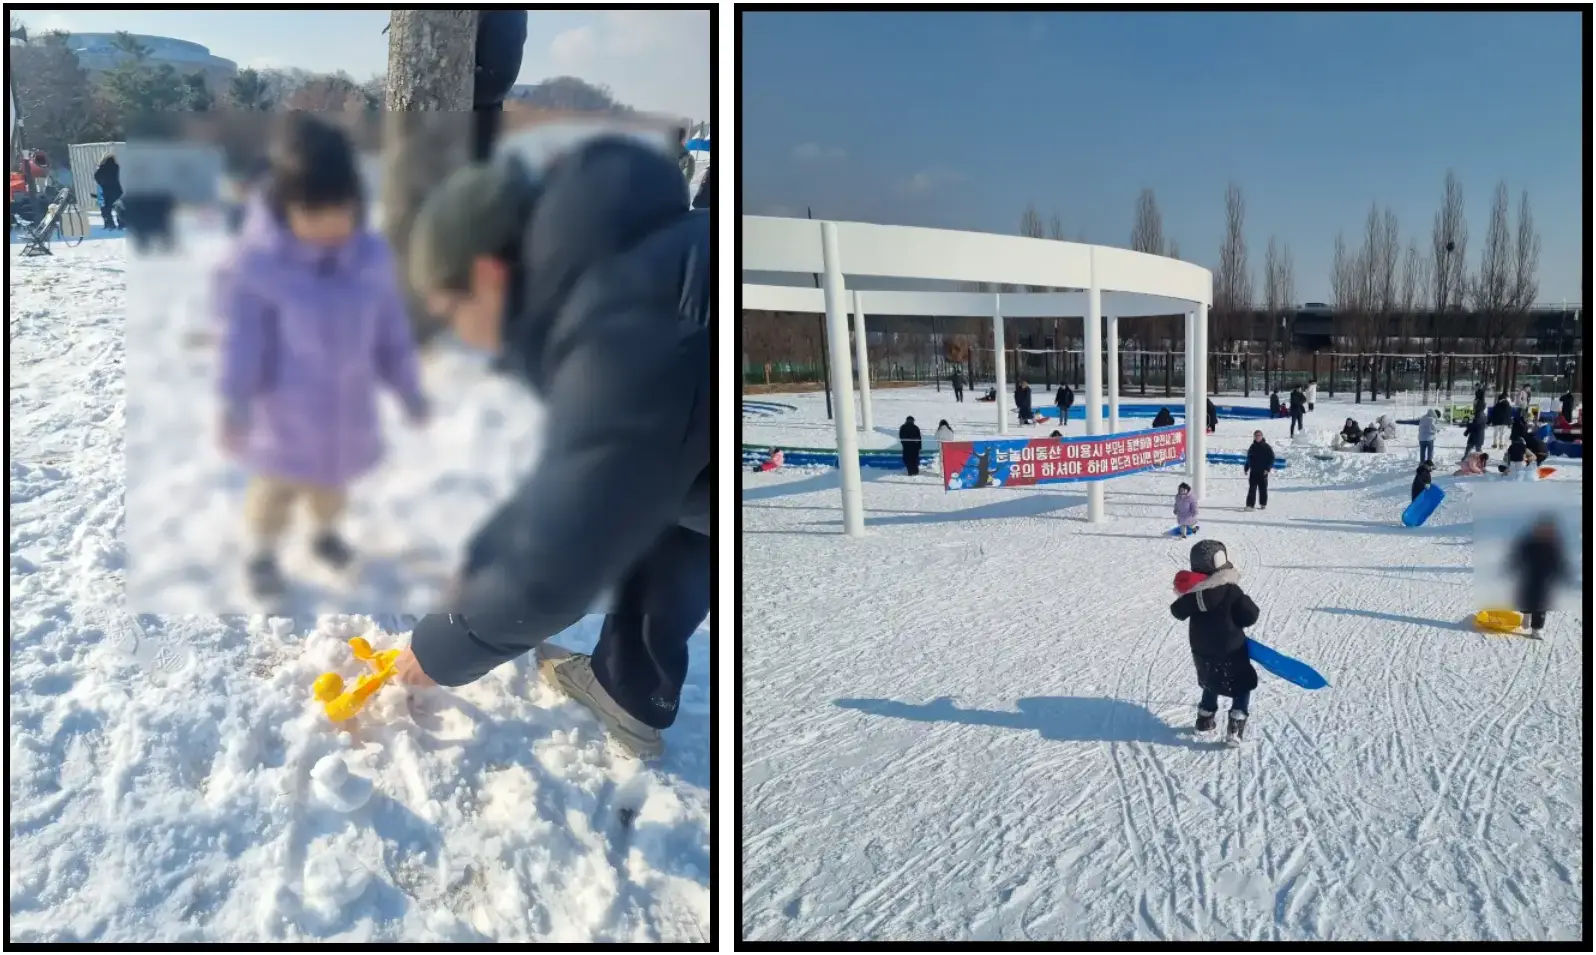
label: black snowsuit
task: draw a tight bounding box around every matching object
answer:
[1269,392,1282,417]
[1510,532,1566,630]
[409,138,709,730]
[93,157,122,229]
[1015,384,1033,424]
[472,10,529,160]
[1056,385,1073,427]
[1171,573,1261,700]
[1288,389,1306,436]
[951,368,964,402]
[1244,438,1275,508]
[1465,415,1487,455]
[900,420,923,475]
[1206,398,1218,432]
[1560,392,1576,422]
[1151,407,1175,428]
[1411,465,1432,502]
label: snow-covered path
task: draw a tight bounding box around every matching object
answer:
[9,232,710,942]
[741,387,1584,942]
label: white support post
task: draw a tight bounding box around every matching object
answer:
[851,289,873,434]
[1105,313,1121,435]
[1084,253,1104,523]
[821,222,865,536]
[1199,312,1209,495]
[1186,311,1198,481]
[993,293,1008,435]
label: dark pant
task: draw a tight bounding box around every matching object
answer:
[1200,687,1250,715]
[1524,609,1546,630]
[1246,471,1269,508]
[99,196,121,229]
[1289,411,1303,435]
[952,383,963,402]
[591,526,710,730]
[902,441,922,475]
[1419,440,1434,462]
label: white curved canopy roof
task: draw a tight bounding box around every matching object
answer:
[742,216,1212,318]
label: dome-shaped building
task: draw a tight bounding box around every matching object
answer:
[55,33,237,93]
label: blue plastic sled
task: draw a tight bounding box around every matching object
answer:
[1167,525,1200,537]
[1401,484,1445,527]
[1247,638,1329,690]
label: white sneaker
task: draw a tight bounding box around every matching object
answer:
[536,644,664,761]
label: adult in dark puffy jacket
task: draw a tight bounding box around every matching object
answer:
[1171,539,1261,744]
[1288,386,1306,436]
[1464,414,1487,456]
[1560,390,1577,423]
[1015,380,1034,424]
[1055,384,1073,429]
[1243,429,1274,510]
[1206,398,1218,433]
[399,137,709,761]
[93,153,122,230]
[1339,418,1362,446]
[1473,385,1487,423]
[1151,406,1175,428]
[472,10,529,161]
[1508,518,1567,634]
[1488,395,1513,448]
[899,416,922,475]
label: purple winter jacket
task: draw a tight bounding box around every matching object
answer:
[1174,490,1199,525]
[215,198,426,488]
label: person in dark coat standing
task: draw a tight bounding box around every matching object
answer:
[1507,517,1566,635]
[397,137,710,761]
[1243,429,1275,510]
[1206,397,1218,433]
[1411,461,1434,502]
[950,366,964,402]
[1015,379,1034,425]
[1488,394,1514,448]
[899,416,923,475]
[1288,386,1306,437]
[1056,384,1074,430]
[1559,390,1577,423]
[1473,384,1487,425]
[1464,412,1487,457]
[1170,539,1261,745]
[471,10,528,161]
[92,153,122,230]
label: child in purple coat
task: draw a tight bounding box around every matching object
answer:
[1174,482,1199,537]
[215,112,428,601]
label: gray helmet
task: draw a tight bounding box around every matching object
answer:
[1190,539,1233,575]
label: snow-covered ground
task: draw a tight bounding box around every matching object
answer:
[741,385,1584,942]
[9,225,710,942]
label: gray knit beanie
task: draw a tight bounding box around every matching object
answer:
[408,155,540,295]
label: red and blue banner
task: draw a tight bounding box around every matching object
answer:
[941,426,1188,491]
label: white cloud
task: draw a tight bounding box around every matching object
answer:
[792,142,845,163]
[537,10,709,120]
[900,169,963,192]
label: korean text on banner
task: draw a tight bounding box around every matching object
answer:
[940,426,1188,491]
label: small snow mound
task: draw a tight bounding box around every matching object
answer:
[309,753,373,813]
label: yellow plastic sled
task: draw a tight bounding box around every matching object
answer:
[313,637,402,722]
[1473,608,1524,634]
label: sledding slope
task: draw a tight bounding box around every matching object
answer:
[741,387,1584,942]
[9,228,709,942]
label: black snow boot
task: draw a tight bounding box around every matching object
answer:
[1225,710,1248,747]
[246,553,286,600]
[312,531,356,570]
[1195,708,1217,733]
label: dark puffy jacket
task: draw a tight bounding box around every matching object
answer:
[93,158,122,203]
[411,138,708,686]
[1015,385,1032,416]
[1561,392,1576,421]
[1525,432,1548,460]
[899,420,921,444]
[1151,408,1175,428]
[692,165,711,210]
[1289,390,1306,413]
[1488,399,1513,426]
[1506,438,1527,464]
[1474,388,1486,416]
[1511,533,1565,612]
[1269,393,1282,416]
[1244,439,1276,474]
[1206,399,1217,429]
[1171,574,1261,696]
[1057,385,1072,408]
[1411,466,1432,501]
[473,10,528,107]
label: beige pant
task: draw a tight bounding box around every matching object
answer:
[244,475,347,545]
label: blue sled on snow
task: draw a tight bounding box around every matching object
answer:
[1167,525,1200,537]
[1401,484,1445,527]
[1247,639,1329,690]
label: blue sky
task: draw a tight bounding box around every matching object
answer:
[741,10,1584,302]
[22,9,710,119]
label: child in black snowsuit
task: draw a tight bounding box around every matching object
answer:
[899,416,922,476]
[1411,461,1433,502]
[1507,518,1567,635]
[1170,539,1261,745]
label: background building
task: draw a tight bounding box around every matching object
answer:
[53,33,237,93]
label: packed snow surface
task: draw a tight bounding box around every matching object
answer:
[9,226,709,942]
[741,384,1583,942]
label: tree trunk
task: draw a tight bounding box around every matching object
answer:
[382,10,479,347]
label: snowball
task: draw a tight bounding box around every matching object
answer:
[302,851,371,913]
[310,753,373,813]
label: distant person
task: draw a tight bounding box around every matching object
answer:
[397,134,710,761]
[1170,539,1261,746]
[215,112,428,603]
[1243,429,1274,510]
[950,366,964,402]
[1515,383,1532,416]
[978,386,997,402]
[1464,412,1487,457]
[1358,426,1385,453]
[1453,451,1488,476]
[1015,379,1034,425]
[1173,481,1199,538]
[1055,383,1074,430]
[1473,384,1487,424]
[1416,409,1437,463]
[1339,418,1362,447]
[1305,378,1317,412]
[899,416,923,475]
[1506,517,1567,637]
[1206,397,1218,433]
[1376,414,1397,441]
[1151,406,1175,428]
[1524,428,1549,465]
[1411,461,1434,502]
[756,448,784,473]
[92,153,122,230]
[1559,390,1577,424]
[1288,385,1306,437]
[934,419,955,442]
[1269,390,1282,418]
[1488,394,1513,448]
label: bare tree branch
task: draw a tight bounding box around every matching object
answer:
[1130,188,1165,256]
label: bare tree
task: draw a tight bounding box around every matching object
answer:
[1048,211,1064,242]
[1508,188,1540,318]
[382,10,479,345]
[1375,206,1401,350]
[1130,188,1165,255]
[1429,169,1469,348]
[1397,239,1427,351]
[1167,238,1180,260]
[1263,236,1281,387]
[1212,182,1252,348]
[1469,181,1514,354]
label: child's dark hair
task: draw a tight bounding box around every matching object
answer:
[264,111,365,220]
[1178,482,1191,492]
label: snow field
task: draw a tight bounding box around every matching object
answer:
[9,230,710,942]
[740,384,1583,942]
